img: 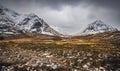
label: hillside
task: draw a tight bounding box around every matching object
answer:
[73,31,120,42]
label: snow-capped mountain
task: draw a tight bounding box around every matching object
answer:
[0,5,62,36]
[81,20,118,35]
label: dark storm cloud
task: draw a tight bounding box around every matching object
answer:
[1,0,120,10]
[21,0,120,10]
[0,0,83,10]
[86,0,120,21]
[43,0,120,10]
[1,0,120,12]
[1,0,119,15]
[87,0,120,10]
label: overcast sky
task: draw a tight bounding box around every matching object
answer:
[0,0,120,35]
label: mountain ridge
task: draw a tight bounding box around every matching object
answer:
[78,20,118,35]
[0,5,62,36]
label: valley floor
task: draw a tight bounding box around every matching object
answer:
[0,35,120,71]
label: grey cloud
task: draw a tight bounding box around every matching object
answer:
[86,0,120,10]
[1,0,120,10]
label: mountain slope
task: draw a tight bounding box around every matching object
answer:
[0,5,62,36]
[81,20,118,35]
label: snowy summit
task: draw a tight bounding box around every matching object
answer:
[81,20,118,35]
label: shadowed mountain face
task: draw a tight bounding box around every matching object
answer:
[0,5,62,36]
[81,20,118,35]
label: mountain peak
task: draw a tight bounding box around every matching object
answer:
[94,20,104,24]
[81,20,118,35]
[91,20,105,26]
[0,5,62,36]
